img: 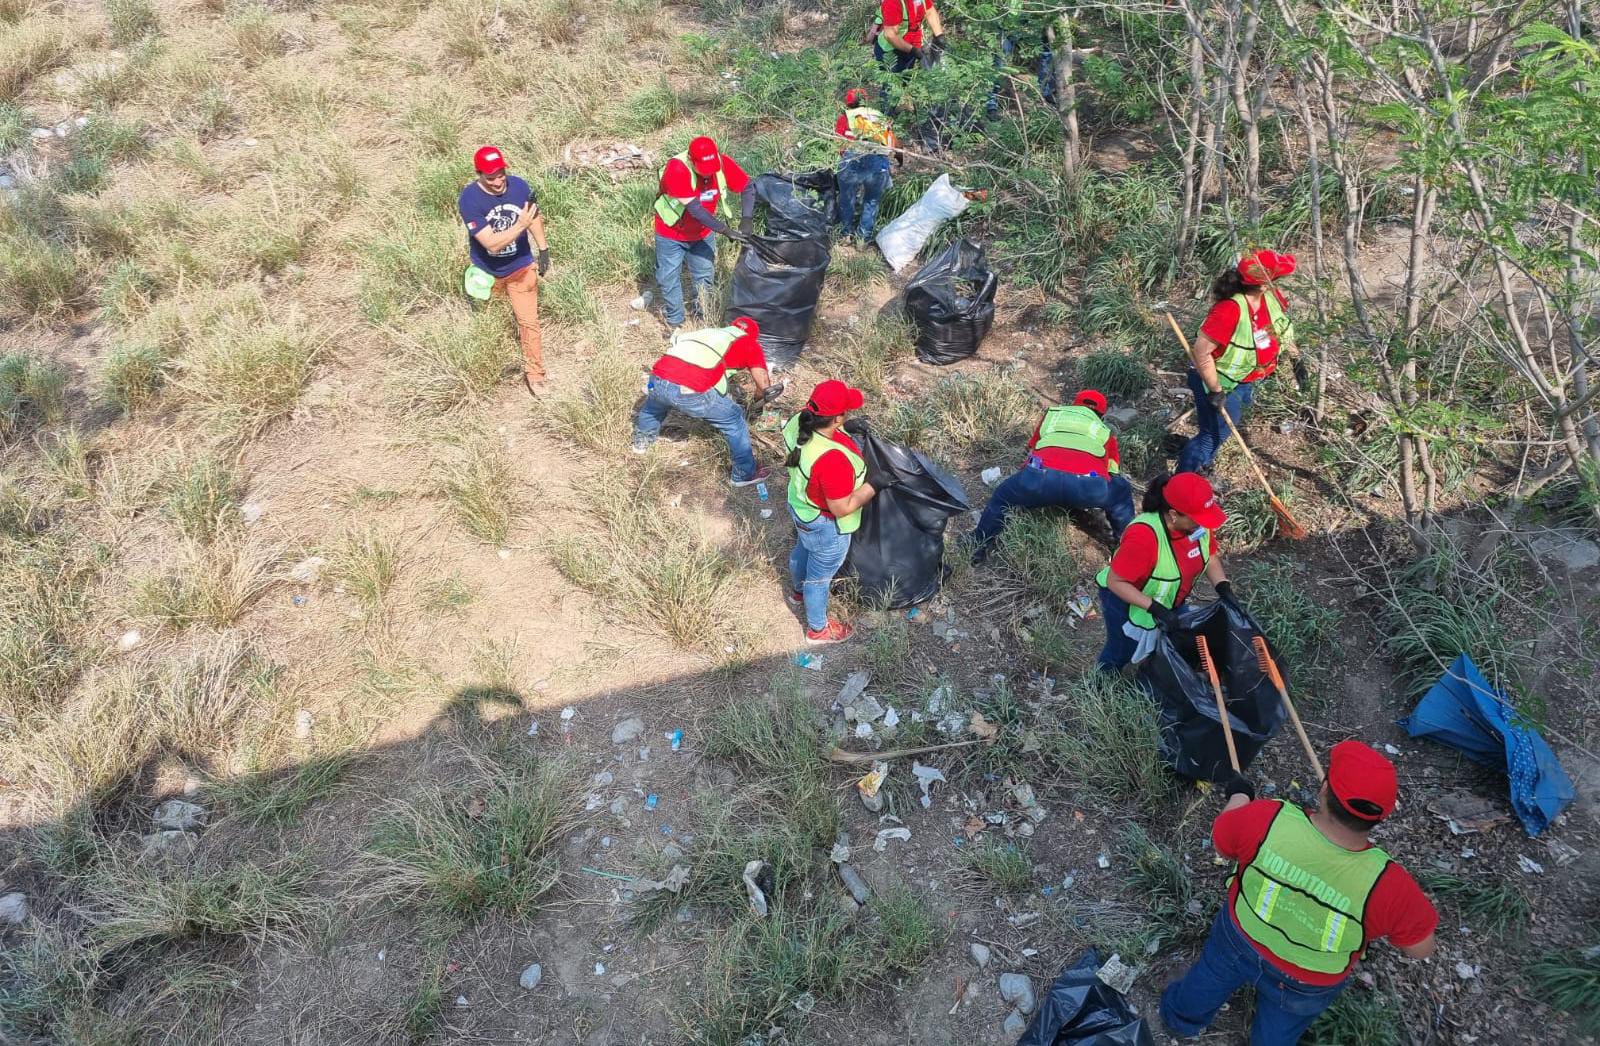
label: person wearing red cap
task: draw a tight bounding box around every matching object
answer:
[457,145,551,389]
[970,389,1136,562]
[781,381,889,644]
[1161,740,1438,1044]
[1095,471,1233,672]
[652,135,755,331]
[631,317,780,487]
[1176,249,1306,473]
[835,89,900,244]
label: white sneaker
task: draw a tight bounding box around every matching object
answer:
[631,440,651,456]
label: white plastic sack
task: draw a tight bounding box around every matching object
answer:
[875,173,969,273]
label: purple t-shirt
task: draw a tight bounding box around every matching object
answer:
[457,175,536,278]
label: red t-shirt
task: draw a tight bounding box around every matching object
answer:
[1027,421,1121,478]
[806,431,863,518]
[653,156,751,241]
[1214,799,1439,985]
[880,0,927,47]
[652,333,766,394]
[1108,519,1216,606]
[1199,287,1288,384]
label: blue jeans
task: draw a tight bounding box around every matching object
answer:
[986,33,1055,116]
[837,154,892,240]
[873,38,920,75]
[1162,908,1349,1045]
[1177,368,1256,473]
[633,377,758,481]
[654,233,716,327]
[1096,586,1139,673]
[972,462,1135,551]
[788,505,851,632]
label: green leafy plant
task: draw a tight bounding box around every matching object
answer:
[1076,348,1152,399]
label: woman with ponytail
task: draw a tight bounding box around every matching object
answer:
[781,380,886,644]
[1095,472,1237,672]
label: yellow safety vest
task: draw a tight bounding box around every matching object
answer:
[1095,512,1210,631]
[783,414,867,534]
[1214,292,1295,391]
[653,153,731,228]
[660,326,741,395]
[1033,405,1118,475]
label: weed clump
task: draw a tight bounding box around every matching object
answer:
[1076,348,1151,399]
[957,840,1033,895]
[880,372,1035,454]
[436,440,524,545]
[102,342,171,413]
[1047,672,1172,812]
[0,352,68,439]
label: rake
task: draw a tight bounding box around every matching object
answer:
[1253,635,1324,781]
[1163,312,1308,540]
[1194,634,1241,773]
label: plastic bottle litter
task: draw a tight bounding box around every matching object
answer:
[792,652,823,671]
[837,862,872,904]
[669,729,683,752]
[645,794,658,810]
[756,482,769,502]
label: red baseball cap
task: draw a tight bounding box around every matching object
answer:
[730,316,760,338]
[1327,740,1398,821]
[845,88,866,106]
[1239,249,1295,285]
[473,145,508,175]
[1165,472,1227,529]
[807,379,865,418]
[687,135,721,176]
[1074,389,1108,415]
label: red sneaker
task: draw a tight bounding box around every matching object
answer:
[805,620,855,645]
[785,590,804,607]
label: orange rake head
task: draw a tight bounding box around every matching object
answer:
[1252,635,1288,689]
[1195,635,1221,685]
[1269,496,1309,540]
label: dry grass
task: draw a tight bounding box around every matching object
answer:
[128,538,278,632]
[0,234,84,325]
[543,333,642,453]
[435,440,524,545]
[387,307,516,414]
[176,317,319,438]
[0,19,70,101]
[326,526,402,613]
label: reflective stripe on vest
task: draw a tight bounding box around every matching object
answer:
[844,106,895,148]
[662,326,739,395]
[1215,292,1295,391]
[1231,803,1392,976]
[653,153,732,228]
[783,414,866,535]
[1033,405,1117,475]
[1094,512,1209,630]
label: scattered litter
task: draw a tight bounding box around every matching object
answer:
[928,686,950,714]
[844,693,885,724]
[1009,780,1047,824]
[1456,961,1479,980]
[629,291,653,310]
[1008,911,1041,928]
[743,860,771,917]
[970,711,999,739]
[637,864,691,894]
[1020,950,1152,1043]
[1095,953,1139,994]
[526,721,539,736]
[882,706,901,729]
[592,771,614,787]
[912,762,947,808]
[593,963,605,975]
[612,717,645,744]
[645,794,658,810]
[292,595,307,607]
[998,972,1036,1015]
[557,139,654,182]
[854,722,873,739]
[1384,743,1401,755]
[793,991,817,1015]
[837,671,871,708]
[760,508,773,519]
[455,995,468,1007]
[829,837,851,864]
[792,652,823,670]
[906,608,922,621]
[660,825,673,835]
[970,943,991,969]
[118,629,142,652]
[497,549,512,560]
[1096,853,1111,869]
[0,892,28,926]
[561,707,576,722]
[638,746,650,761]
[1429,790,1511,836]
[981,467,1003,486]
[837,862,871,904]
[1545,838,1580,867]
[153,800,207,831]
[670,729,684,752]
[293,709,313,741]
[240,501,264,524]
[1517,855,1545,875]
[1067,593,1094,619]
[857,761,888,812]
[873,827,912,852]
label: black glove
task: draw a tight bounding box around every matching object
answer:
[1220,772,1256,802]
[759,381,785,403]
[930,33,946,55]
[1214,580,1240,608]
[1290,356,1310,389]
[1149,602,1179,631]
[738,217,753,236]
[726,228,751,246]
[1206,388,1229,412]
[866,467,898,492]
[908,45,925,63]
[537,249,550,277]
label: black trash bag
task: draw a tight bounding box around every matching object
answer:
[840,423,969,608]
[1016,950,1155,1046]
[750,170,837,241]
[1138,599,1288,782]
[727,235,831,369]
[904,238,998,365]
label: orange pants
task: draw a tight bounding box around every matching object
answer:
[494,263,543,382]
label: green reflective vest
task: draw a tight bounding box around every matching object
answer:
[783,413,866,534]
[661,326,740,395]
[1095,512,1210,630]
[1232,802,1392,976]
[877,0,927,50]
[843,106,895,149]
[653,153,732,229]
[1215,291,1295,391]
[1034,405,1118,475]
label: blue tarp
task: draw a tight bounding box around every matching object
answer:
[1397,653,1575,836]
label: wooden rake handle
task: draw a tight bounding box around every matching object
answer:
[1253,636,1325,781]
[1195,634,1241,773]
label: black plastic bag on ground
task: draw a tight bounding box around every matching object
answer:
[1016,950,1155,1046]
[750,170,837,241]
[727,235,830,368]
[904,238,998,364]
[1138,599,1287,782]
[841,423,969,608]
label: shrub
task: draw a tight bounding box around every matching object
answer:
[79,859,318,952]
[1117,824,1206,947]
[1372,542,1518,699]
[1307,988,1406,1045]
[1076,348,1151,399]
[990,512,1084,615]
[1221,485,1292,550]
[1527,946,1600,1034]
[1235,557,1343,682]
[614,77,681,135]
[1416,871,1530,937]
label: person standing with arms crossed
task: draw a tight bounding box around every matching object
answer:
[458,145,550,391]
[1162,742,1438,1044]
[652,135,753,334]
[1176,249,1306,474]
[781,381,889,644]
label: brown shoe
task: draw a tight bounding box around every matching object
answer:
[524,370,546,393]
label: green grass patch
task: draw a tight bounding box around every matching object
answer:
[956,840,1033,895]
[1527,945,1600,1034]
[162,454,245,543]
[436,440,523,545]
[1046,672,1172,812]
[1235,556,1344,683]
[1307,987,1406,1045]
[79,857,319,952]
[209,751,357,827]
[880,371,1036,455]
[388,307,516,414]
[1076,348,1151,399]
[0,351,68,439]
[1416,871,1530,937]
[102,341,170,413]
[179,320,318,439]
[0,234,83,325]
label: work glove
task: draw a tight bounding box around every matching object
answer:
[1149,602,1179,632]
[908,45,925,63]
[929,33,946,56]
[726,228,751,246]
[738,217,753,236]
[866,467,898,492]
[1206,388,1229,412]
[1214,580,1240,608]
[758,381,786,403]
[1219,772,1256,802]
[537,249,550,277]
[1290,355,1310,390]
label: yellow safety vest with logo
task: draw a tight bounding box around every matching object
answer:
[1095,512,1210,631]
[661,326,741,396]
[1033,405,1118,476]
[783,413,867,534]
[843,106,896,149]
[1215,292,1296,391]
[654,153,732,228]
[1231,802,1392,976]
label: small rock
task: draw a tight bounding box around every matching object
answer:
[1455,961,1478,980]
[118,629,142,652]
[612,717,645,744]
[242,137,259,147]
[1002,1010,1027,1035]
[1529,529,1600,573]
[519,963,543,990]
[239,501,264,524]
[970,943,991,969]
[141,830,198,855]
[1105,406,1139,430]
[30,127,54,140]
[0,892,28,925]
[592,770,614,787]
[74,115,90,128]
[837,862,871,905]
[455,995,468,1007]
[288,555,327,584]
[293,709,313,740]
[998,972,1036,1015]
[153,799,206,830]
